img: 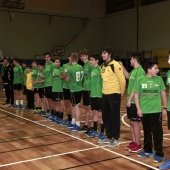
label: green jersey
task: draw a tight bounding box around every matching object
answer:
[68,64,84,92]
[32,68,38,88]
[44,61,55,87]
[37,70,45,88]
[52,67,63,92]
[62,63,72,89]
[13,64,23,84]
[127,66,145,103]
[166,70,170,111]
[83,60,93,90]
[23,68,27,85]
[90,65,102,98]
[134,75,166,114]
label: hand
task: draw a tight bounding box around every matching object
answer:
[162,109,167,118]
[126,100,131,107]
[118,61,123,66]
[137,109,143,117]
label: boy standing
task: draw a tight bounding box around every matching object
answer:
[119,53,145,152]
[134,60,167,163]
[66,52,84,131]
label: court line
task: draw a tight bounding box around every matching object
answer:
[0,108,159,170]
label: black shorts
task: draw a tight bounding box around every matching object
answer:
[45,86,52,99]
[33,88,38,94]
[70,91,82,106]
[52,92,63,101]
[127,104,141,122]
[91,97,102,112]
[14,83,22,90]
[82,90,91,106]
[38,88,45,98]
[63,88,71,100]
[168,111,170,130]
[23,85,27,95]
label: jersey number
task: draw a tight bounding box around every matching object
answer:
[76,71,83,82]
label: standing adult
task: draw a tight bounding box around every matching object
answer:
[100,46,126,147]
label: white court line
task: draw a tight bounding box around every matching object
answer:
[0,108,159,170]
[121,114,130,127]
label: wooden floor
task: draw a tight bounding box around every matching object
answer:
[0,90,169,170]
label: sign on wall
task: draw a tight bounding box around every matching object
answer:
[152,50,169,68]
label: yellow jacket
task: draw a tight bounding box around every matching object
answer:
[26,72,33,90]
[101,60,126,95]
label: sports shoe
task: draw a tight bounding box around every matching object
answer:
[70,124,81,132]
[19,104,24,109]
[98,132,105,143]
[159,159,170,169]
[84,128,91,135]
[49,116,58,122]
[154,156,165,163]
[41,112,51,117]
[79,125,89,132]
[86,130,98,137]
[55,118,62,124]
[138,151,155,158]
[125,141,135,150]
[129,143,142,153]
[103,137,112,144]
[67,122,74,128]
[60,119,66,125]
[108,138,120,147]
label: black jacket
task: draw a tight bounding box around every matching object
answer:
[2,64,14,83]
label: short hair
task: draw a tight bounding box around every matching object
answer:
[44,52,51,57]
[26,64,32,69]
[131,52,142,64]
[90,54,100,61]
[54,57,61,62]
[3,57,9,61]
[70,52,78,62]
[13,57,19,62]
[79,49,88,55]
[102,46,113,58]
[37,61,44,66]
[22,60,27,65]
[144,60,159,73]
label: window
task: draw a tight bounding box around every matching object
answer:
[141,0,167,6]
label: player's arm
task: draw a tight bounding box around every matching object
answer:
[127,91,134,107]
[118,61,129,79]
[134,92,143,117]
[161,90,167,118]
[115,63,126,96]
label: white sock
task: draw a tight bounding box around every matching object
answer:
[16,100,19,105]
[20,100,23,105]
[72,118,76,125]
[76,121,80,127]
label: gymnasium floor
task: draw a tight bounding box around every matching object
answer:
[0,90,169,170]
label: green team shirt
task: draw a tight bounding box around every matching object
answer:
[68,64,84,92]
[37,70,45,88]
[90,65,102,98]
[134,75,166,114]
[83,60,93,90]
[32,68,38,88]
[128,66,145,103]
[62,63,72,89]
[166,70,170,111]
[52,67,63,92]
[44,61,55,87]
[13,65,23,84]
[23,68,27,85]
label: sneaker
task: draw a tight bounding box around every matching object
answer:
[98,132,105,143]
[64,120,70,126]
[86,130,98,137]
[19,104,24,109]
[154,156,165,163]
[60,119,66,125]
[138,151,155,158]
[70,124,81,132]
[84,128,91,135]
[125,141,135,150]
[129,143,142,153]
[49,116,58,122]
[41,112,51,117]
[108,138,120,147]
[103,137,112,144]
[159,159,170,169]
[79,125,89,132]
[67,122,74,128]
[55,118,62,124]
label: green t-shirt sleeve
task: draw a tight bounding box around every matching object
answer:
[133,77,141,93]
[159,76,166,91]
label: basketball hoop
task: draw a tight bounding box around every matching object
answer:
[8,7,15,21]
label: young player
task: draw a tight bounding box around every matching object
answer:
[61,55,72,124]
[51,58,64,123]
[66,52,84,131]
[134,60,167,163]
[79,49,93,132]
[22,60,27,108]
[86,54,105,142]
[26,65,34,110]
[119,53,145,152]
[13,58,24,108]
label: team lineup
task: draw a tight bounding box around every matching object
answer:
[1,46,170,169]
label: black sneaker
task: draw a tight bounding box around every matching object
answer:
[79,125,89,132]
